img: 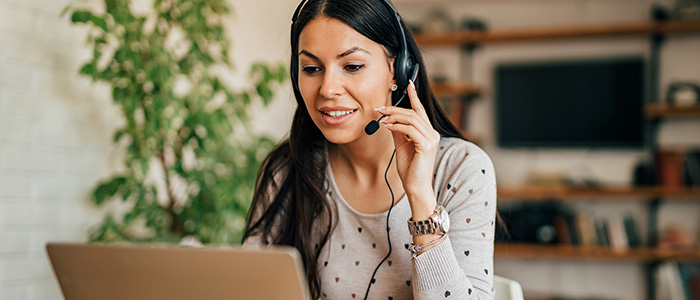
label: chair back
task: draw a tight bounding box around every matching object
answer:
[493,275,524,300]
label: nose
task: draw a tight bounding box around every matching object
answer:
[319,69,343,99]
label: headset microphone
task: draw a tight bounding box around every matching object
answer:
[364,65,419,135]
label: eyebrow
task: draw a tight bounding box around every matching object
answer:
[299,47,370,60]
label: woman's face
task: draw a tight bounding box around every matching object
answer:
[297,16,395,144]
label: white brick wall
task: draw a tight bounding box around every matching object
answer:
[0,0,297,297]
[0,0,121,299]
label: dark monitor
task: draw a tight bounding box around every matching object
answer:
[495,57,645,148]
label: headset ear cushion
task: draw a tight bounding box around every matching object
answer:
[394,54,415,91]
[394,53,412,91]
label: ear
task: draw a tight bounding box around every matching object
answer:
[387,56,396,80]
[388,57,397,90]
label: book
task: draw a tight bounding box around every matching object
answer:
[685,150,700,187]
[606,215,628,252]
[623,214,641,247]
[691,274,700,300]
[656,262,686,300]
[679,264,700,300]
[554,214,572,245]
[595,219,610,247]
[575,211,597,246]
[566,213,580,245]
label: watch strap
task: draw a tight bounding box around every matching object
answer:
[407,205,446,236]
[407,219,441,235]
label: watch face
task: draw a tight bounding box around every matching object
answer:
[440,208,450,232]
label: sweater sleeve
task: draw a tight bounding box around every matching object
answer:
[412,140,497,300]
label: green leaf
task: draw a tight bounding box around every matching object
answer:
[79,63,97,79]
[123,210,141,224]
[88,216,130,243]
[276,63,288,82]
[93,176,128,205]
[60,4,73,18]
[240,92,250,105]
[70,11,108,31]
[256,83,273,104]
[114,129,126,142]
[91,16,108,32]
[70,11,93,24]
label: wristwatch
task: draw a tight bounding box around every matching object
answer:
[407,205,450,236]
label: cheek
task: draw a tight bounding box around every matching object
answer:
[298,78,318,111]
[354,76,392,106]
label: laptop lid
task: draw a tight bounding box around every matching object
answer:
[46,242,311,300]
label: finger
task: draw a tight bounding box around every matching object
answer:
[385,122,427,146]
[383,121,409,149]
[407,80,428,119]
[376,105,428,128]
[381,111,431,136]
[374,104,405,116]
[377,105,433,144]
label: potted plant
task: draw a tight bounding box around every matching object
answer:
[65,0,287,245]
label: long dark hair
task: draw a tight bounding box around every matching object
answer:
[243,0,464,298]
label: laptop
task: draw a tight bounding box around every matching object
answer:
[46,242,311,300]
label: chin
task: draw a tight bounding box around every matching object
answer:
[322,132,359,145]
[310,113,369,144]
[319,127,365,145]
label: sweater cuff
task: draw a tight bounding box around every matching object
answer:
[412,236,462,291]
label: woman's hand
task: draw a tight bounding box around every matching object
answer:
[375,80,441,216]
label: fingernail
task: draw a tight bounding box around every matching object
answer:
[385,123,393,128]
[409,80,416,90]
[374,106,386,111]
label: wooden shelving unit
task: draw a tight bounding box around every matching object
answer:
[415,20,700,46]
[428,81,481,143]
[495,243,700,263]
[413,18,700,299]
[498,185,700,202]
[646,103,700,119]
[431,81,480,98]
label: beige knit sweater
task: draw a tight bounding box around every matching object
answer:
[245,137,497,300]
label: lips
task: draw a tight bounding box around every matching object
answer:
[318,106,358,125]
[321,109,357,117]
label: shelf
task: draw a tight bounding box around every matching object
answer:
[646,103,700,119]
[495,243,700,263]
[498,185,700,201]
[414,20,700,46]
[431,81,480,98]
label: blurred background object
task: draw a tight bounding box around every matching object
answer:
[665,81,700,106]
[673,0,700,20]
[423,7,456,33]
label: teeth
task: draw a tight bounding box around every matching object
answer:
[324,110,355,117]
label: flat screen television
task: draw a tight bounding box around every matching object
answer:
[495,57,645,148]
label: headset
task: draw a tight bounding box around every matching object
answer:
[291,1,418,299]
[291,0,420,136]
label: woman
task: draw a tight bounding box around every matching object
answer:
[243,0,497,299]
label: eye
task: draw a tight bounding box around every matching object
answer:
[344,64,365,72]
[302,66,321,75]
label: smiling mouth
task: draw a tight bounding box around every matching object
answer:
[321,109,357,118]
